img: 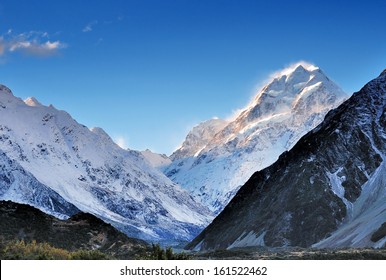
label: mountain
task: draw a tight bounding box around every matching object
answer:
[170,118,229,161]
[165,63,347,214]
[186,69,386,251]
[140,149,172,170]
[0,200,148,259]
[0,150,80,219]
[0,84,213,243]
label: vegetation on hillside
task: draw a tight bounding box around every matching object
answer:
[138,243,191,260]
[0,239,111,260]
[193,247,386,260]
[0,238,191,260]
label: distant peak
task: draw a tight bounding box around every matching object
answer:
[294,64,306,71]
[381,69,386,76]
[0,85,13,96]
[90,127,110,138]
[288,63,319,76]
[24,97,43,107]
[272,62,319,79]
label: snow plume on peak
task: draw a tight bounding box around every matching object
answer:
[269,61,319,80]
[114,135,129,149]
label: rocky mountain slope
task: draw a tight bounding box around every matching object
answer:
[0,84,213,243]
[0,200,148,259]
[186,69,386,250]
[166,64,347,214]
[0,150,80,219]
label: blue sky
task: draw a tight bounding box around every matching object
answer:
[1,0,385,154]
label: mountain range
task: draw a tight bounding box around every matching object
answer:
[0,84,212,243]
[1,64,385,252]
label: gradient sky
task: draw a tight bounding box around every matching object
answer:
[1,0,386,155]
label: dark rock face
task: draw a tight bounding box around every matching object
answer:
[0,201,149,259]
[187,70,386,250]
[371,223,386,244]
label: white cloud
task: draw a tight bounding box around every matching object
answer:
[114,136,129,149]
[226,107,246,121]
[9,40,66,56]
[82,21,98,32]
[0,30,67,57]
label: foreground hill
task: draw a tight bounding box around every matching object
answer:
[0,201,148,259]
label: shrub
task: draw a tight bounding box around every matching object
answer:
[139,243,190,260]
[1,240,70,260]
[0,239,111,260]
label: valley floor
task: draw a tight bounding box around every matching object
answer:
[191,247,386,260]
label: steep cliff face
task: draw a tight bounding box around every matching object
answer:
[166,64,347,214]
[187,70,386,250]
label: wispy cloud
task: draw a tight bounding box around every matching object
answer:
[82,20,98,32]
[114,136,129,149]
[266,61,317,82]
[0,30,67,57]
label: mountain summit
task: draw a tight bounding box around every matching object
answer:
[165,63,347,214]
[187,69,386,250]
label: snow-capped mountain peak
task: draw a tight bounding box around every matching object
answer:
[170,118,229,161]
[141,149,172,170]
[246,63,345,123]
[24,97,43,107]
[165,63,348,214]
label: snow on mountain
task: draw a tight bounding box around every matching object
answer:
[0,84,213,242]
[24,97,43,107]
[165,63,348,214]
[170,118,229,161]
[0,150,80,219]
[140,149,172,170]
[187,69,386,250]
